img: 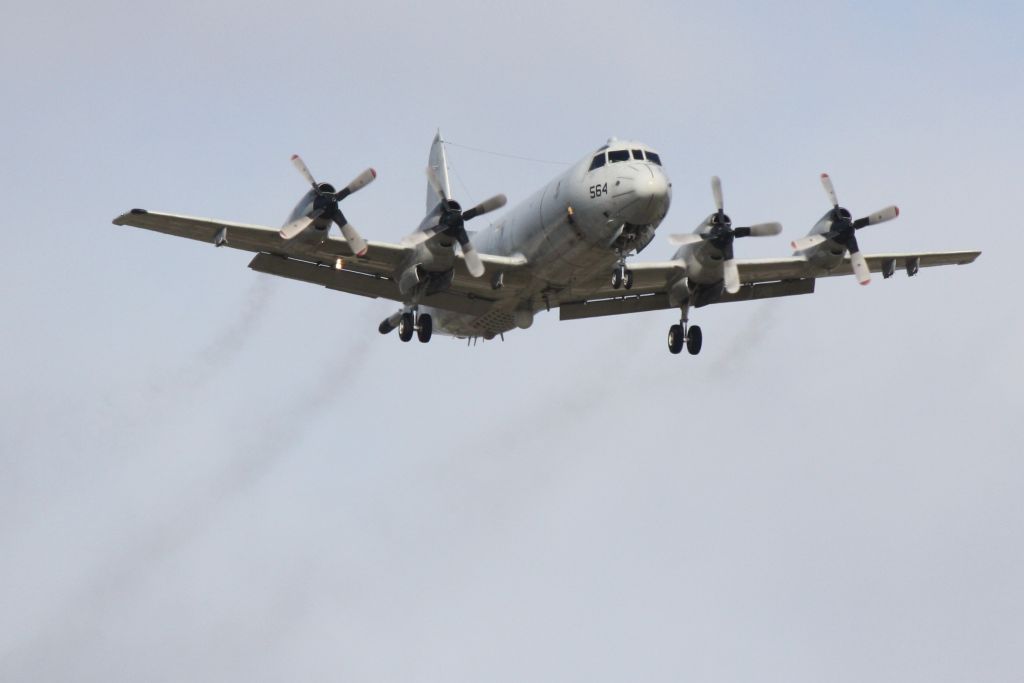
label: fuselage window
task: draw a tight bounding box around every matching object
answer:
[589,153,607,171]
[631,149,645,160]
[608,150,630,163]
[646,151,662,166]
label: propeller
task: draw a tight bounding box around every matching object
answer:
[667,176,782,294]
[402,164,506,278]
[790,173,899,285]
[280,154,375,257]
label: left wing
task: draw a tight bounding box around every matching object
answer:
[113,209,529,308]
[559,250,980,321]
[735,250,980,283]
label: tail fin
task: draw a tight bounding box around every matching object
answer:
[426,130,452,214]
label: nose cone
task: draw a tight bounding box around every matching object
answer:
[614,165,671,225]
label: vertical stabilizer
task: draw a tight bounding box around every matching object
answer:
[426,130,452,214]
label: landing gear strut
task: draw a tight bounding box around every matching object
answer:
[611,262,634,290]
[667,308,702,355]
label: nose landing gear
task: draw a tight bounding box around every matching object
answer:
[611,262,634,290]
[667,308,701,355]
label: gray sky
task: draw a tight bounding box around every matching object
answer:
[2,1,1022,680]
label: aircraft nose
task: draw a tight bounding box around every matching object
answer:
[615,166,671,225]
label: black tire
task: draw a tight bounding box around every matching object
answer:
[624,269,634,290]
[668,324,684,354]
[398,313,414,342]
[686,325,702,355]
[612,268,623,290]
[417,314,433,343]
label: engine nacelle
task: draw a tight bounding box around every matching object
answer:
[398,265,455,296]
[398,264,426,296]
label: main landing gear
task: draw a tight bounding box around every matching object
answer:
[397,309,432,343]
[667,309,702,355]
[611,262,634,290]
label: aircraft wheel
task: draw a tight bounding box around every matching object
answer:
[686,325,702,355]
[612,267,623,290]
[624,269,634,290]
[398,313,414,342]
[668,324,684,354]
[417,314,433,343]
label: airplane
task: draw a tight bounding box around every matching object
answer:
[113,132,980,355]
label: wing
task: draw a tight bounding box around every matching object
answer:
[736,250,981,283]
[558,250,980,321]
[112,209,529,310]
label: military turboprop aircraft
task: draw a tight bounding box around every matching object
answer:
[113,132,980,355]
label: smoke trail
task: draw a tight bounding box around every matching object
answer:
[437,315,659,476]
[148,276,277,398]
[707,302,779,377]
[3,311,378,676]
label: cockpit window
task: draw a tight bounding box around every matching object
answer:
[589,153,606,171]
[631,149,644,160]
[646,151,662,166]
[608,150,630,163]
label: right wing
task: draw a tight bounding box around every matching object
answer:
[113,209,530,310]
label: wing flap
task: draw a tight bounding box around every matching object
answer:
[560,279,814,321]
[248,254,495,316]
[560,293,672,321]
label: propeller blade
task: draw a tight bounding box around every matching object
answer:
[400,227,439,248]
[853,205,899,229]
[425,165,449,202]
[821,173,838,207]
[850,250,871,285]
[723,259,741,294]
[668,233,706,246]
[291,154,317,187]
[462,194,508,221]
[337,168,376,200]
[335,218,368,257]
[279,215,314,240]
[452,228,485,277]
[461,241,485,277]
[735,222,783,238]
[791,234,828,251]
[711,175,724,212]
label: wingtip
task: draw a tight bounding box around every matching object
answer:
[113,208,147,225]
